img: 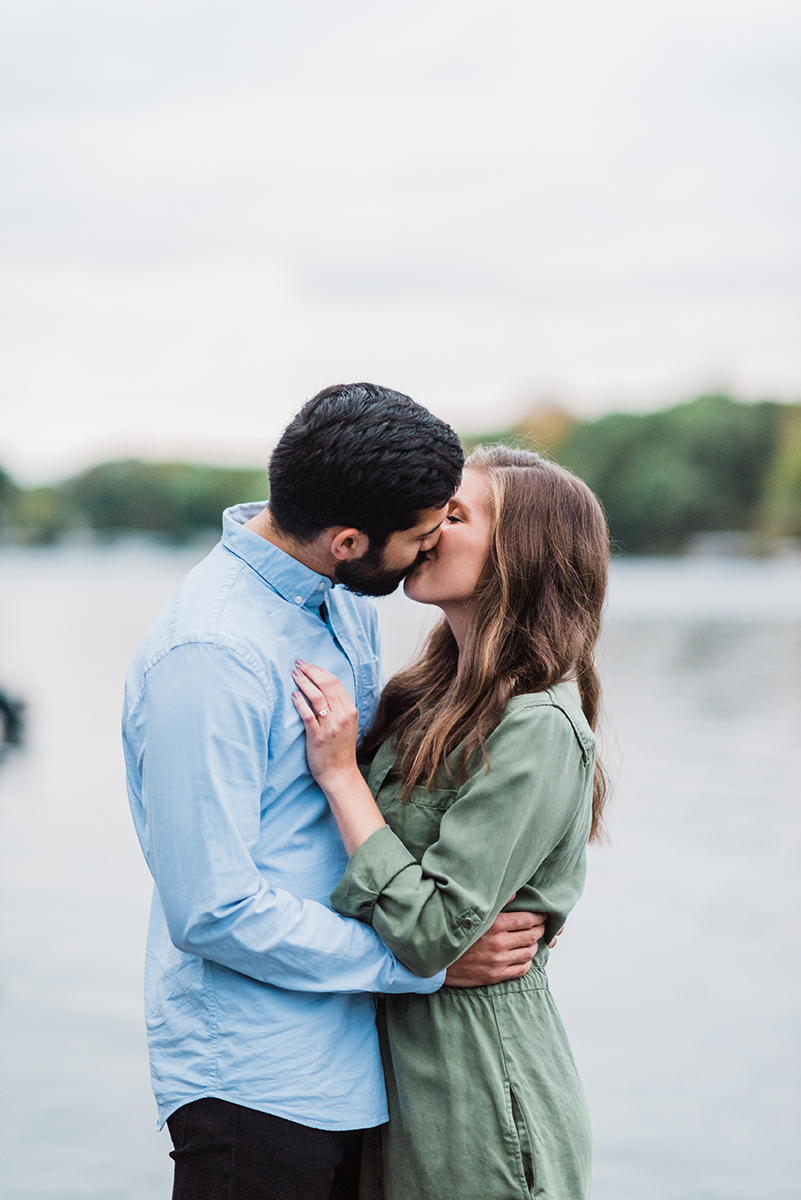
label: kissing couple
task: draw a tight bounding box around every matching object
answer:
[123,382,608,1200]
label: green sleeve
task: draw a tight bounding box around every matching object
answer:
[329,700,593,977]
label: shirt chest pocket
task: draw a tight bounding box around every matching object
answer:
[383,786,458,862]
[356,658,381,732]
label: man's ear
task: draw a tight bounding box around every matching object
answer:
[330,528,370,563]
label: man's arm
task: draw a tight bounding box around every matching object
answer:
[125,643,443,996]
[444,910,545,987]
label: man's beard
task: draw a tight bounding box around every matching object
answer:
[334,546,428,598]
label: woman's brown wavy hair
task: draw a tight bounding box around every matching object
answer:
[362,445,610,842]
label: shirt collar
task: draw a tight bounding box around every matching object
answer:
[221,503,334,610]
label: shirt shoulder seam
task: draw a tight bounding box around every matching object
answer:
[130,637,275,714]
[501,692,595,763]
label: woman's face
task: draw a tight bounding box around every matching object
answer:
[404,468,494,608]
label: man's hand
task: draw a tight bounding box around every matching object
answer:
[444,911,547,988]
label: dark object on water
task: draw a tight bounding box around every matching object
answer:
[0,690,24,750]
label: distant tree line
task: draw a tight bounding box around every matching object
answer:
[1,395,799,553]
[466,394,801,554]
[0,461,267,545]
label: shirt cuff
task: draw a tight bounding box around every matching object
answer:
[331,826,446,992]
[383,959,446,993]
[330,824,419,923]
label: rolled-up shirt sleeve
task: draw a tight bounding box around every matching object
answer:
[127,642,443,994]
[330,703,593,977]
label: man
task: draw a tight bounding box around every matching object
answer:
[123,383,545,1200]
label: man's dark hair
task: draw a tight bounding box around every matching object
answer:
[268,383,464,546]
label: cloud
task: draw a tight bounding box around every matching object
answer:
[1,0,800,478]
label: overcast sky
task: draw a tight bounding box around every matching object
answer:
[2,0,800,482]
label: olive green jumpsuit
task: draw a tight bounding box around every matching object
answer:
[330,685,595,1200]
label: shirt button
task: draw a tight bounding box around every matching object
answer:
[316,582,326,591]
[294,595,303,605]
[460,916,476,930]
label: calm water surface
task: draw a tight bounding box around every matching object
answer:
[0,547,799,1199]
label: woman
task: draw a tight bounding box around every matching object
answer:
[291,446,609,1200]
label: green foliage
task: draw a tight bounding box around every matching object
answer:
[9,486,68,545]
[465,395,794,554]
[759,406,801,539]
[0,466,20,526]
[61,460,267,542]
[462,407,578,459]
[556,396,783,552]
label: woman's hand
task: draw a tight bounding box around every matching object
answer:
[291,660,385,856]
[291,661,360,786]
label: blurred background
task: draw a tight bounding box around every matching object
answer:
[1,2,800,1197]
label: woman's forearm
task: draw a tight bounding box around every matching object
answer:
[318,766,386,857]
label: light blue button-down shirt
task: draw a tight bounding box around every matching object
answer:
[122,503,443,1131]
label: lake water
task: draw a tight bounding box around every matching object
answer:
[0,546,799,1199]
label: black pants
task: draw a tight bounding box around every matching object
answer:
[167,1098,363,1200]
